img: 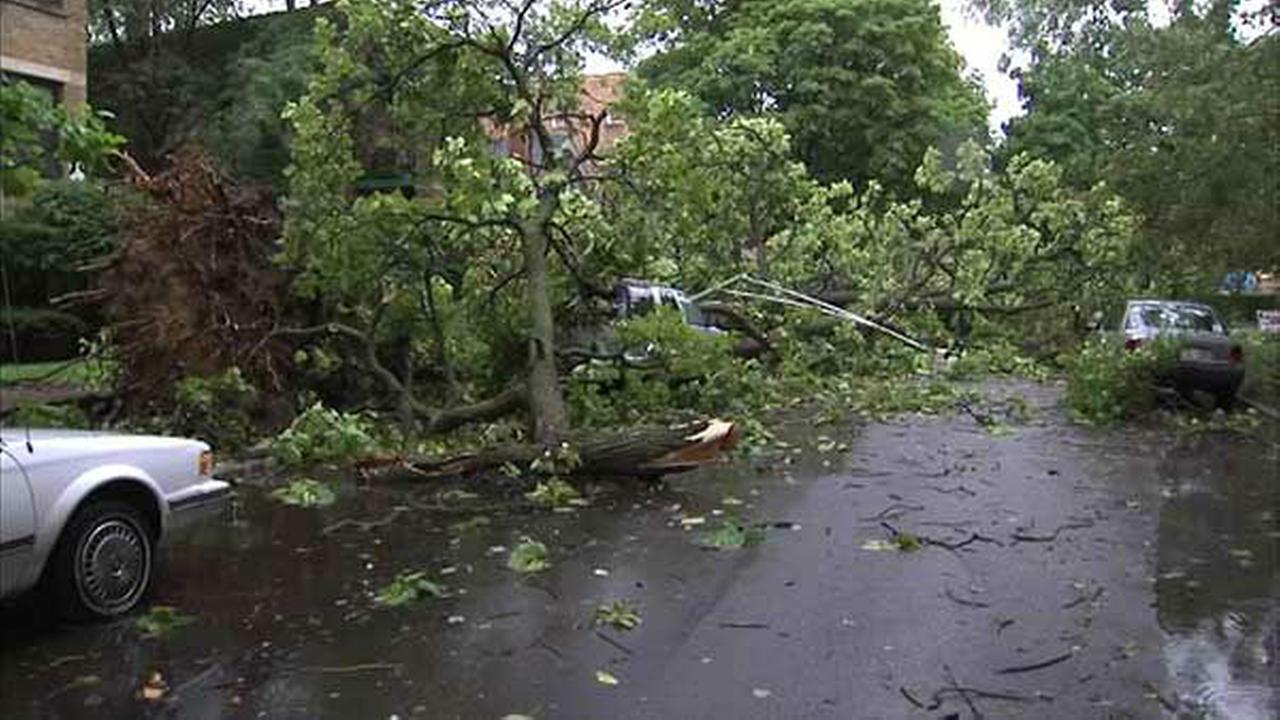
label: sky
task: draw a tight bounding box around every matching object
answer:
[937,0,1022,131]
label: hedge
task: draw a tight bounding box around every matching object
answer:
[0,307,88,362]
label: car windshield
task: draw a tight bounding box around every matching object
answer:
[1136,305,1223,333]
[682,300,708,328]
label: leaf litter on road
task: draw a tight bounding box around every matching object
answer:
[136,606,195,639]
[373,570,449,607]
[595,600,641,631]
[508,539,550,573]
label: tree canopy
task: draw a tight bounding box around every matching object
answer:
[0,80,122,196]
[634,0,989,190]
[269,0,1143,440]
[89,7,319,184]
[992,0,1278,284]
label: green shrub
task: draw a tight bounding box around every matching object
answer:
[1066,339,1179,425]
[1188,294,1279,328]
[171,368,259,451]
[0,180,121,307]
[566,308,769,425]
[269,402,377,468]
[0,307,88,362]
[945,341,1052,380]
[75,328,120,392]
[1238,331,1279,404]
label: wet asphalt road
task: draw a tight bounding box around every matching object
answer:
[1,380,1276,719]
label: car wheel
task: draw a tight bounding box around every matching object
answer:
[49,500,154,620]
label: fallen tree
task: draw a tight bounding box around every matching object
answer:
[91,148,293,410]
[354,418,740,482]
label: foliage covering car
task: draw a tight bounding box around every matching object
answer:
[0,429,228,618]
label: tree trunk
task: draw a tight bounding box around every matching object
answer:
[421,384,527,435]
[422,276,460,401]
[357,419,740,482]
[521,197,568,443]
[285,0,297,10]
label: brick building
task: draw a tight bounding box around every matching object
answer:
[1,0,88,108]
[490,72,630,169]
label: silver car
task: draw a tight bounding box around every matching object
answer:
[1118,300,1245,408]
[0,428,229,618]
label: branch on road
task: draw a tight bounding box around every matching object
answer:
[943,585,991,608]
[996,649,1075,675]
[1011,521,1094,543]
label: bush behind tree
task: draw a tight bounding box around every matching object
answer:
[1066,339,1180,425]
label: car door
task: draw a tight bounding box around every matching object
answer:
[0,445,37,597]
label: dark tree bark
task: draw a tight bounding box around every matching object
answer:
[357,418,740,482]
[521,194,568,442]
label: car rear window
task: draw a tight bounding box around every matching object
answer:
[1135,305,1224,333]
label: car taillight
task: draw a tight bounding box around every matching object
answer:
[1124,338,1143,351]
[199,451,215,476]
[1229,346,1244,364]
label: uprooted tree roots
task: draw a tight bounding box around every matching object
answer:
[94,148,292,409]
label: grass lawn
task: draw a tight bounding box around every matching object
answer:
[0,360,95,387]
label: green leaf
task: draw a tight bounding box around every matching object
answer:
[696,520,765,550]
[136,605,195,638]
[270,478,337,507]
[373,570,449,607]
[594,600,642,631]
[508,539,550,573]
[526,478,584,508]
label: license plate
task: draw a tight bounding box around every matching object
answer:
[1180,348,1214,362]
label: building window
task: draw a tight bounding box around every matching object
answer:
[531,131,574,166]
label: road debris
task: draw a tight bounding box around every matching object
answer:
[373,571,448,607]
[943,585,990,608]
[137,671,168,702]
[996,649,1075,674]
[508,539,550,573]
[595,600,641,631]
[1011,521,1095,543]
[136,606,195,639]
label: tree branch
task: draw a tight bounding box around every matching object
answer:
[529,0,629,60]
[507,0,537,54]
[269,323,412,409]
[570,107,610,176]
[422,383,527,434]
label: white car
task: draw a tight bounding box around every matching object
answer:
[0,428,229,618]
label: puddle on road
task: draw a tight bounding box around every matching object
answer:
[1149,435,1278,720]
[0,413,1275,719]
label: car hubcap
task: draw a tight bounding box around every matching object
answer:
[77,519,148,614]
